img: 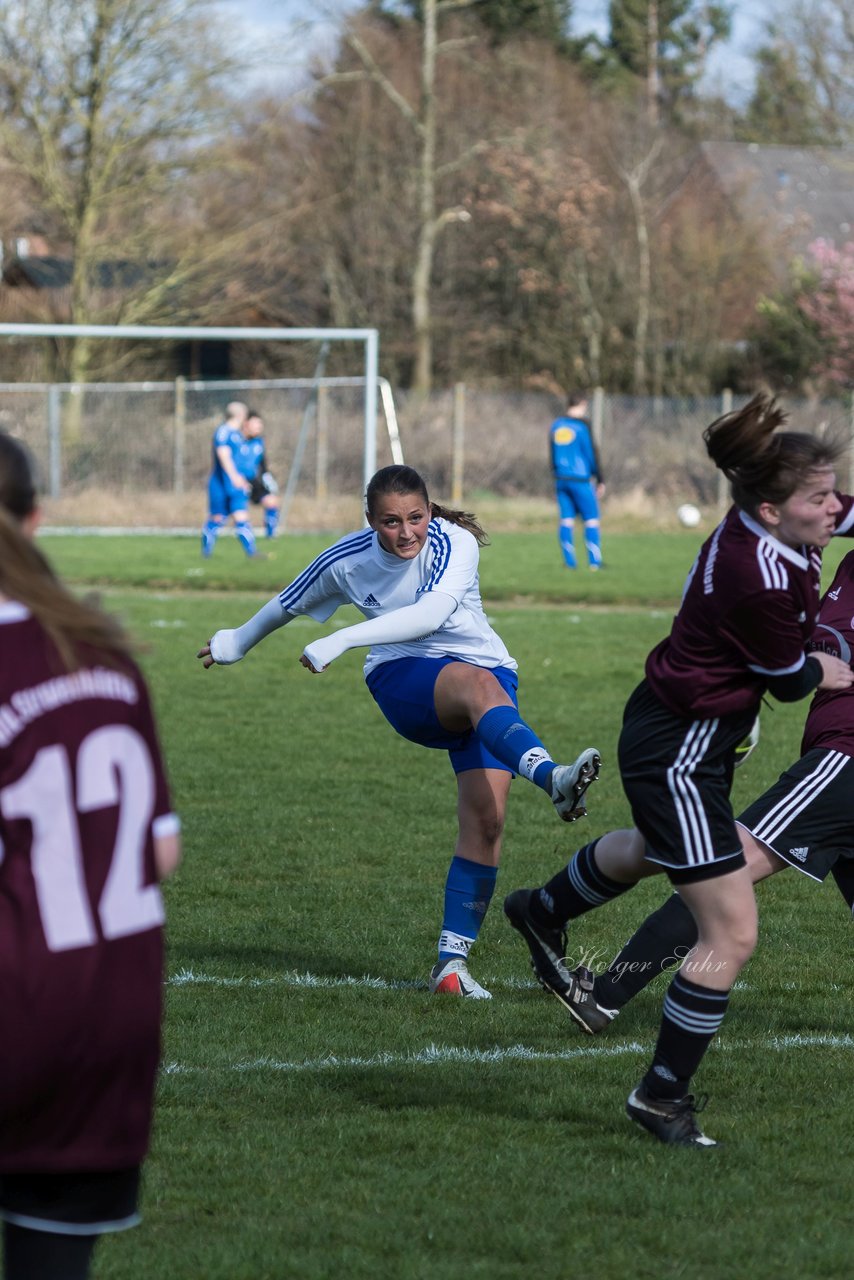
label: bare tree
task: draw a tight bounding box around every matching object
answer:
[323,0,479,392]
[0,0,238,393]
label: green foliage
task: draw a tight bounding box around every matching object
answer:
[51,530,853,1278]
[745,283,833,394]
[591,0,731,114]
[380,0,573,46]
[737,44,833,146]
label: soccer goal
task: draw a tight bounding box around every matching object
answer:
[0,323,401,525]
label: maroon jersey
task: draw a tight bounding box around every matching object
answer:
[645,498,854,717]
[0,602,177,1173]
[803,552,854,756]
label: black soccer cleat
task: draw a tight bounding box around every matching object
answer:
[626,1082,718,1147]
[503,889,609,1034]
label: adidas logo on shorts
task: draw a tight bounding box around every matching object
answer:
[789,847,809,861]
[362,593,382,608]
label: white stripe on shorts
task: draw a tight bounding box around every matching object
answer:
[747,749,849,846]
[666,718,719,866]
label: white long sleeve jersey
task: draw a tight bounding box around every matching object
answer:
[277,518,516,677]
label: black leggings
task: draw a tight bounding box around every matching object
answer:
[3,1222,97,1280]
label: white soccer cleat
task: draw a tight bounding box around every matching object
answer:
[429,957,492,999]
[550,747,601,821]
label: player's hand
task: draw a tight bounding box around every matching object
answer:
[814,652,854,690]
[198,630,244,667]
[197,642,216,669]
[301,639,329,673]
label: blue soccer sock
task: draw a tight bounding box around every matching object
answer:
[235,520,257,557]
[264,507,280,539]
[559,522,577,568]
[584,519,602,567]
[476,705,554,790]
[438,856,498,961]
[201,519,220,558]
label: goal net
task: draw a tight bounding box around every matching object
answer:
[0,324,402,532]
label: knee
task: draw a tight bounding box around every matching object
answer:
[733,915,759,967]
[462,806,505,853]
[706,913,757,974]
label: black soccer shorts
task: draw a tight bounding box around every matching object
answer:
[737,747,854,882]
[618,679,757,883]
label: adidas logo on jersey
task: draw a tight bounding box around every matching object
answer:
[789,847,809,862]
[828,587,841,600]
[362,593,382,608]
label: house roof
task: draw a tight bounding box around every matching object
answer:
[1,255,156,289]
[696,141,854,261]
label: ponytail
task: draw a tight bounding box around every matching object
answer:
[429,502,489,545]
[704,393,846,514]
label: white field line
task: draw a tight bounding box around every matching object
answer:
[169,967,537,992]
[161,1034,854,1078]
[164,968,854,1076]
[168,968,842,996]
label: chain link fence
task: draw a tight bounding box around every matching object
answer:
[1,379,851,530]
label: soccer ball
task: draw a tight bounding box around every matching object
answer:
[677,503,701,528]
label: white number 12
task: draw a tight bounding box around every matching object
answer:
[1,725,164,952]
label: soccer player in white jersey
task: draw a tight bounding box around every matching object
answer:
[504,395,854,1145]
[197,463,600,998]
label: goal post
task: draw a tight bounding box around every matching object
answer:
[0,322,384,496]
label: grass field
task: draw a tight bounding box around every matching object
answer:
[37,528,854,1280]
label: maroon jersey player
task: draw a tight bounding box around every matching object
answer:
[0,432,180,1280]
[504,394,854,1147]
[541,549,854,1031]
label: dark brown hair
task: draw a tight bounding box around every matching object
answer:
[704,393,846,515]
[365,464,489,545]
[0,432,133,670]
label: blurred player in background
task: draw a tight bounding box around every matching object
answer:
[506,394,854,1146]
[0,431,181,1280]
[244,410,281,541]
[197,463,600,1000]
[549,390,605,571]
[543,548,854,1031]
[201,400,259,558]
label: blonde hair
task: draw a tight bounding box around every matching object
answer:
[0,433,133,671]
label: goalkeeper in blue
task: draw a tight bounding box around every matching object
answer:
[197,463,600,999]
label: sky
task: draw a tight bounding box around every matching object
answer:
[222,0,775,105]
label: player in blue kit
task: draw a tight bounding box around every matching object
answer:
[549,391,604,571]
[197,464,601,999]
[201,401,259,558]
[506,394,854,1145]
[243,411,280,541]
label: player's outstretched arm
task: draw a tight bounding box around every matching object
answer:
[198,597,294,669]
[300,592,456,673]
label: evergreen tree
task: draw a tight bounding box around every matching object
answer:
[593,0,731,120]
[737,45,831,145]
[375,0,572,47]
